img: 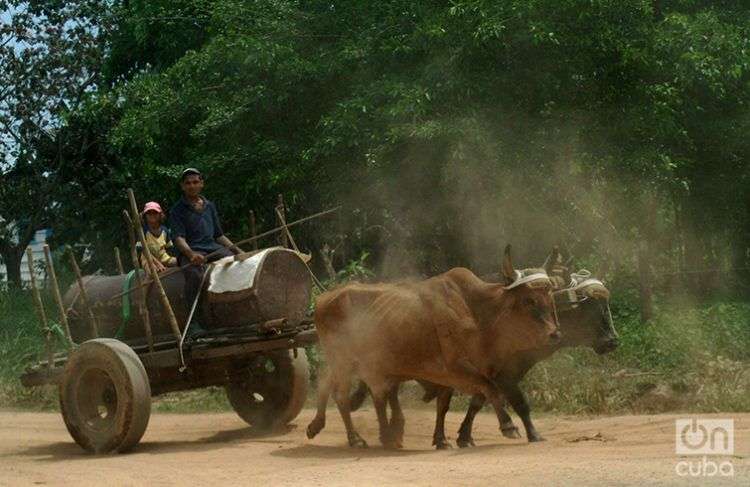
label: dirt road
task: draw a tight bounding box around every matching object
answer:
[0,409,747,486]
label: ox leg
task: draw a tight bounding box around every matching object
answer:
[387,384,405,449]
[371,389,398,449]
[333,375,368,448]
[498,381,543,442]
[462,393,519,441]
[497,402,522,439]
[456,394,484,448]
[306,368,330,439]
[432,387,453,449]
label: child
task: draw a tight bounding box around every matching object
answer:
[141,201,177,272]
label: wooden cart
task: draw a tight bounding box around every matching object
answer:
[20,192,323,454]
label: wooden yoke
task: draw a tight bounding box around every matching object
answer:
[127,189,181,340]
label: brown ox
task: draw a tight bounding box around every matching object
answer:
[307,246,560,448]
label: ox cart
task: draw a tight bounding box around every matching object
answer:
[19,192,324,454]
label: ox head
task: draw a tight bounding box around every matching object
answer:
[500,245,561,349]
[544,248,619,354]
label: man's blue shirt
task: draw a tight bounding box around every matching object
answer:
[169,196,224,254]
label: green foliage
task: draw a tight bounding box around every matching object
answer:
[0,289,59,409]
[524,299,750,414]
[3,0,750,415]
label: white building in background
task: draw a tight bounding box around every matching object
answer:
[0,228,51,284]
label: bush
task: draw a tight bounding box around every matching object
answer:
[522,298,750,414]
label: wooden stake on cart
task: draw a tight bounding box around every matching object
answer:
[114,247,125,274]
[127,189,181,341]
[67,246,99,339]
[277,194,288,248]
[122,210,154,353]
[26,249,55,370]
[43,245,74,347]
[249,210,258,251]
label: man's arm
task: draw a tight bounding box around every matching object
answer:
[170,206,204,265]
[175,236,205,265]
[216,235,241,255]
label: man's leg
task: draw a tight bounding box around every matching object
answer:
[178,252,207,313]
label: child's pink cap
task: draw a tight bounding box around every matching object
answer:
[142,201,163,214]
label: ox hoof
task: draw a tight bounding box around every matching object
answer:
[527,434,546,443]
[434,439,453,450]
[381,433,403,450]
[501,425,522,439]
[348,433,368,448]
[306,418,325,439]
[456,437,475,448]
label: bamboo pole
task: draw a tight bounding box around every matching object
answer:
[26,249,55,369]
[43,245,74,347]
[67,246,99,338]
[114,247,125,274]
[127,189,181,340]
[123,210,154,352]
[277,194,288,248]
[249,210,258,251]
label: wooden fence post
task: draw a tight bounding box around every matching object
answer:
[26,249,55,369]
[114,247,125,275]
[43,245,74,347]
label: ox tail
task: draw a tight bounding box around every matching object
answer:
[349,381,369,411]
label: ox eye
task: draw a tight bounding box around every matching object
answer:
[523,297,536,307]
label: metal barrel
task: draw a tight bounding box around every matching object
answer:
[63,248,312,343]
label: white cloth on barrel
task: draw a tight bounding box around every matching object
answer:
[207,248,272,294]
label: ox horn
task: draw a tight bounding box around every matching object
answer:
[501,244,515,286]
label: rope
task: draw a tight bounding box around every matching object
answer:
[275,207,327,292]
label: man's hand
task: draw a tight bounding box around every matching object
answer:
[189,252,206,265]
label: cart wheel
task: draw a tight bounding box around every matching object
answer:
[59,339,151,454]
[226,349,309,431]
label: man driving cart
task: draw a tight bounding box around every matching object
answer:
[169,168,241,315]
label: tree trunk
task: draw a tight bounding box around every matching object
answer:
[637,242,654,323]
[1,247,24,289]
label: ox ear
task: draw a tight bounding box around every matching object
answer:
[501,244,515,286]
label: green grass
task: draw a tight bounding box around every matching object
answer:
[1,283,748,414]
[523,297,750,414]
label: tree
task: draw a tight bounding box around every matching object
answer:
[0,0,109,286]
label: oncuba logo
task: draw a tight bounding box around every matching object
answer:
[675,418,734,477]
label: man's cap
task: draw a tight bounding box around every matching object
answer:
[142,201,164,214]
[181,167,202,181]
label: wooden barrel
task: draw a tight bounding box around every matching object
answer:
[63,248,312,343]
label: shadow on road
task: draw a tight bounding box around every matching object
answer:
[16,424,299,461]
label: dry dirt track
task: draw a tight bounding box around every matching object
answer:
[0,409,747,486]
